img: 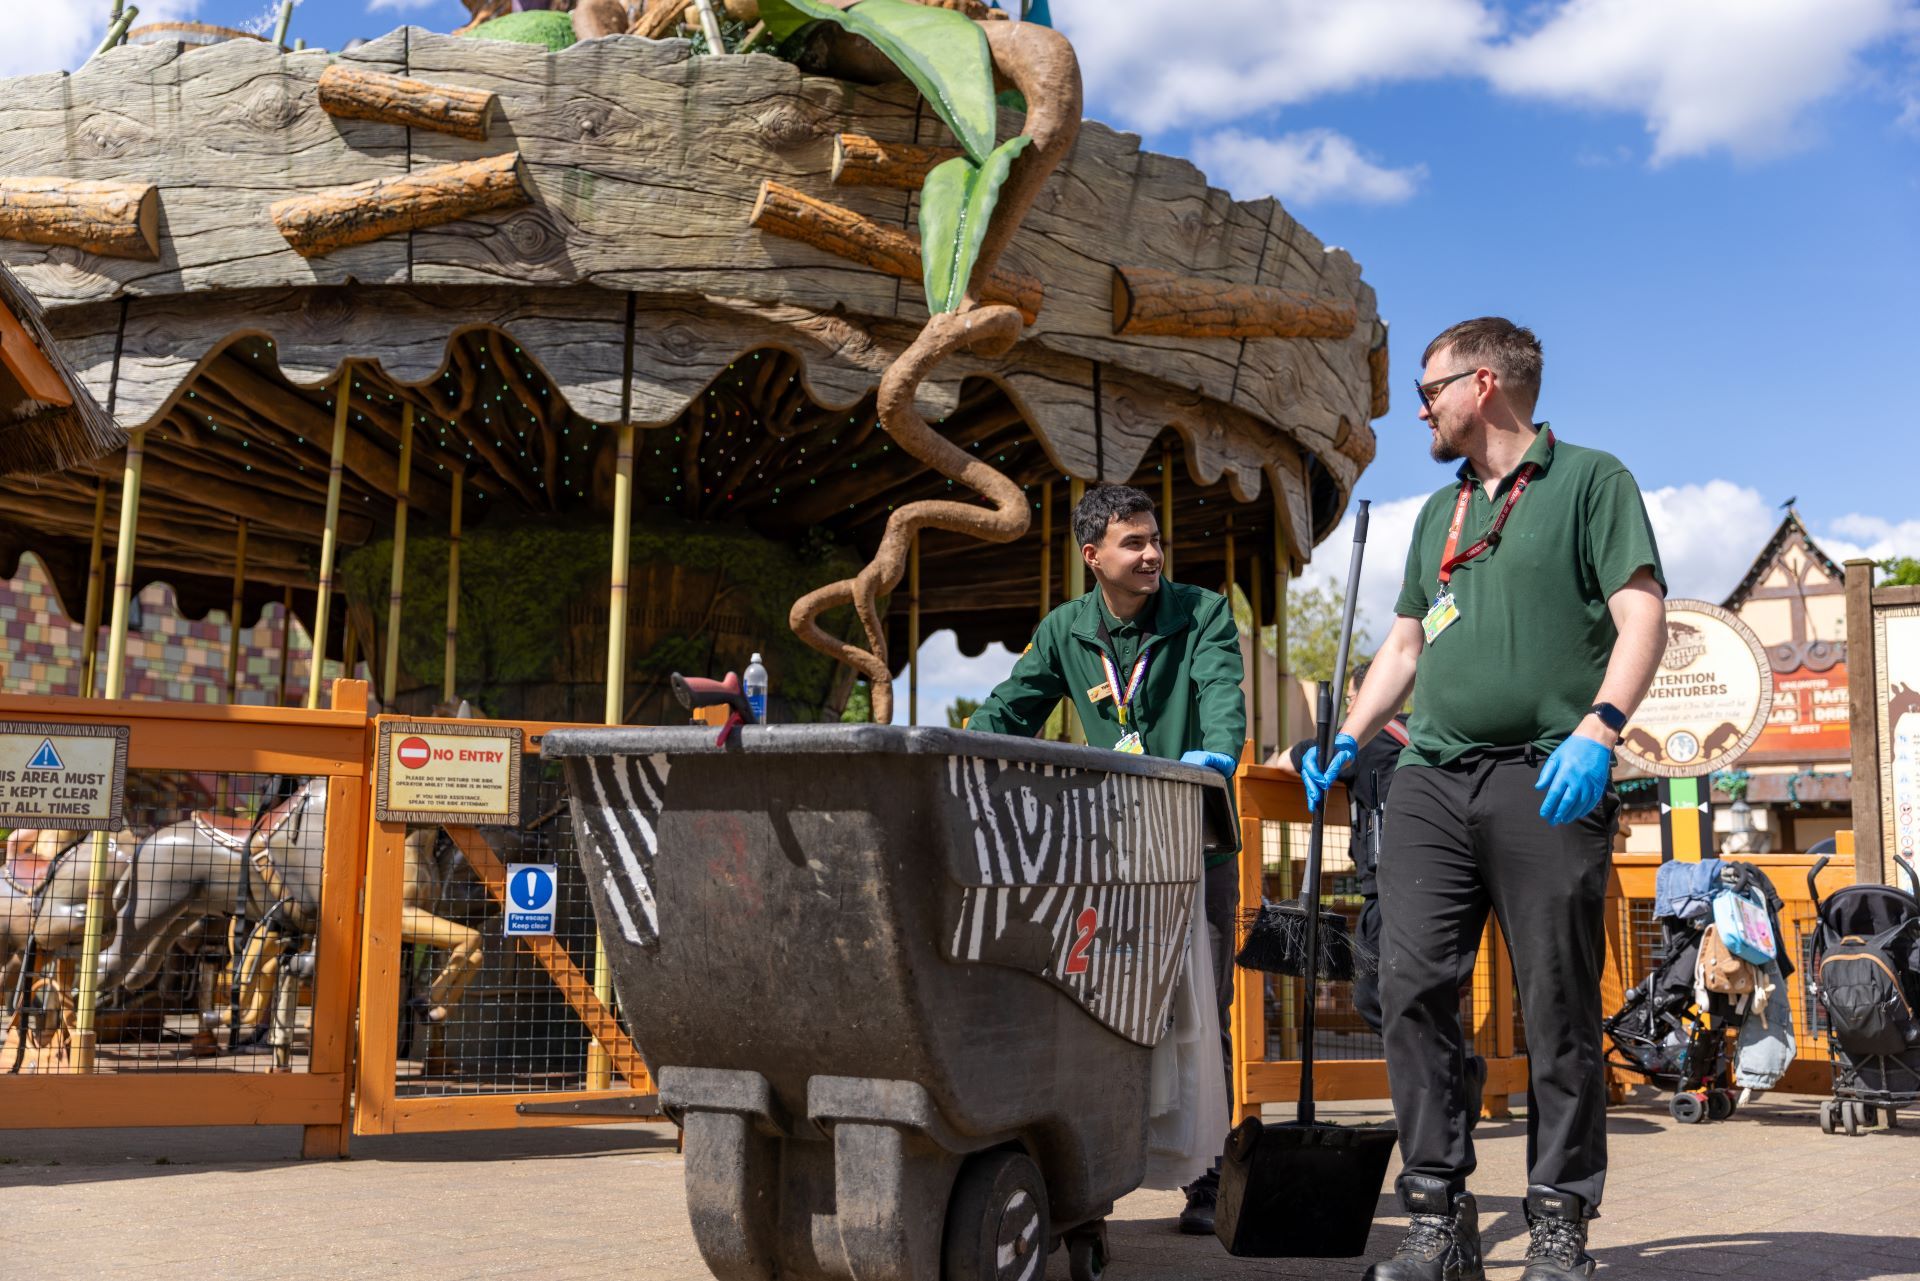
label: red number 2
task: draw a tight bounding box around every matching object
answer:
[1065,907,1098,975]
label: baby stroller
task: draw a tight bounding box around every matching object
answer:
[1605,861,1789,1124]
[1806,853,1920,1136]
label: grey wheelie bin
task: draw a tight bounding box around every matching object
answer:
[541,723,1233,1281]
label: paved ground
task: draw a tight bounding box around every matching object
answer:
[2,1090,1916,1280]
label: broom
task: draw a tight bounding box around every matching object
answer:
[1235,500,1373,983]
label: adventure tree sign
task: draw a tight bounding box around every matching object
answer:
[1617,600,1773,779]
[376,719,523,826]
[0,722,129,830]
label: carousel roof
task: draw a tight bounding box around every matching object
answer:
[0,26,1384,655]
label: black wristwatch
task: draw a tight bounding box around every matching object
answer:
[1589,701,1628,734]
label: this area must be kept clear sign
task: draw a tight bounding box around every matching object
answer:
[0,722,130,832]
[375,720,523,827]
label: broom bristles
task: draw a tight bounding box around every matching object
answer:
[1234,901,1377,981]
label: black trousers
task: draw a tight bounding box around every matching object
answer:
[1192,857,1240,1191]
[1377,748,1617,1209]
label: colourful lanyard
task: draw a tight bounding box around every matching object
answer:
[1096,616,1152,728]
[1437,433,1553,586]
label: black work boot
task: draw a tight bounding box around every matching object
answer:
[1521,1186,1597,1280]
[1363,1175,1485,1281]
[1177,1167,1217,1235]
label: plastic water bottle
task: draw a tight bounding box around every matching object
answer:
[744,653,769,724]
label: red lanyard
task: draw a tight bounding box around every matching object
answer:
[1438,436,1551,586]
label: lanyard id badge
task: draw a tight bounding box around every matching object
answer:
[1425,435,1550,647]
[1095,614,1152,753]
[1422,590,1460,645]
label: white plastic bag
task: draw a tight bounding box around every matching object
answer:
[1141,874,1231,1190]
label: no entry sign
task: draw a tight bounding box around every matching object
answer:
[375,720,523,826]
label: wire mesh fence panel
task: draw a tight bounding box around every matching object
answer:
[3,770,327,1076]
[392,760,642,1098]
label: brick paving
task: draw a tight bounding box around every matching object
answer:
[1,1089,1915,1280]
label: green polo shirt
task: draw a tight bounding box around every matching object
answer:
[969,579,1247,862]
[1392,428,1665,768]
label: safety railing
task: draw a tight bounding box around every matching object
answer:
[0,682,369,1157]
[1230,759,1531,1121]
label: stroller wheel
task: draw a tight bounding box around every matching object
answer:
[1669,1092,1706,1125]
[1707,1090,1733,1121]
[1862,1105,1880,1127]
[1819,1100,1837,1134]
[1844,1101,1862,1137]
[1887,1109,1901,1130]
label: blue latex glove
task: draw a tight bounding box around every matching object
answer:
[1180,749,1237,781]
[1535,733,1613,825]
[1301,734,1358,814]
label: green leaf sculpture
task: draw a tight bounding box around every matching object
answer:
[919,134,1031,314]
[759,0,998,166]
[459,10,579,51]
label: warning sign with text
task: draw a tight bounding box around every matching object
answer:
[376,720,522,827]
[0,722,129,831]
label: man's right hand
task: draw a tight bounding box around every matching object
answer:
[1301,733,1358,812]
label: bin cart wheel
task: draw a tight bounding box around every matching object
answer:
[1862,1104,1880,1126]
[942,1150,1050,1281]
[1819,1100,1837,1134]
[1669,1092,1705,1125]
[1065,1221,1108,1281]
[1707,1090,1734,1122]
[1844,1102,1862,1137]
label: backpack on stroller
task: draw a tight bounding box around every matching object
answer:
[1604,860,1793,1124]
[1806,853,1920,1136]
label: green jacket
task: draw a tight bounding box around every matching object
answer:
[968,580,1246,862]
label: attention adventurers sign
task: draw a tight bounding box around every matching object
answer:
[376,719,523,827]
[0,722,130,831]
[1615,599,1773,780]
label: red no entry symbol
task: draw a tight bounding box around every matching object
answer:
[397,736,432,770]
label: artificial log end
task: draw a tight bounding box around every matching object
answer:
[1110,265,1134,335]
[0,177,161,261]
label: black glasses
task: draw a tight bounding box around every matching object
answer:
[1414,370,1475,411]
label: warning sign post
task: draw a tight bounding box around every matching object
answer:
[0,721,129,831]
[375,720,523,827]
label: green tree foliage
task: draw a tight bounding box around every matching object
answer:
[841,680,872,724]
[946,697,982,728]
[1230,582,1372,682]
[1880,556,1920,587]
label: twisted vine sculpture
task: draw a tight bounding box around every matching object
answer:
[789,18,1083,723]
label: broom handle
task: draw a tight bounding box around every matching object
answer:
[1296,501,1369,1127]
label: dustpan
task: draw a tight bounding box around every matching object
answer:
[1215,501,1398,1258]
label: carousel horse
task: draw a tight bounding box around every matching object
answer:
[2,827,136,1068]
[99,779,485,1027]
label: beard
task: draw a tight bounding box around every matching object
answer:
[1428,417,1465,463]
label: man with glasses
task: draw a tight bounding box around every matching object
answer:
[1300,317,1666,1281]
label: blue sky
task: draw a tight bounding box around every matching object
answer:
[12,1,1919,714]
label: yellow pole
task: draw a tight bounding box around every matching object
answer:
[587,422,636,1090]
[908,532,921,726]
[1161,441,1175,582]
[276,586,294,706]
[443,478,463,708]
[224,519,249,703]
[1251,552,1264,757]
[340,598,358,678]
[1066,477,1085,743]
[72,428,145,1073]
[1274,513,1290,751]
[78,480,108,696]
[383,404,414,706]
[306,368,351,709]
[1038,480,1053,622]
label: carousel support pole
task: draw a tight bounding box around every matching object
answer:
[72,428,145,1074]
[1251,552,1264,757]
[586,422,637,1091]
[306,368,351,710]
[1273,514,1290,755]
[1161,441,1175,581]
[276,586,293,706]
[908,533,921,726]
[383,405,413,707]
[1065,477,1085,743]
[78,479,107,696]
[1039,480,1053,622]
[224,520,249,703]
[340,598,359,679]
[443,478,463,708]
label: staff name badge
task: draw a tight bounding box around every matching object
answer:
[1422,591,1460,645]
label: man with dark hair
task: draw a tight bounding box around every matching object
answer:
[1303,317,1667,1281]
[969,481,1247,1233]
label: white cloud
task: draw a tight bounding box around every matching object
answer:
[1191,128,1426,205]
[369,0,454,12]
[1639,480,1781,600]
[1819,514,1920,564]
[1294,492,1432,645]
[0,1,202,78]
[1483,0,1911,162]
[1054,0,1497,131]
[906,630,1019,723]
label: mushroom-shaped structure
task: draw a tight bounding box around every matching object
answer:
[0,25,1384,726]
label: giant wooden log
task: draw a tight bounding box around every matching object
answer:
[831,133,962,189]
[316,65,499,141]
[270,153,532,258]
[1368,326,1390,420]
[1111,266,1356,341]
[0,177,158,260]
[750,180,1042,325]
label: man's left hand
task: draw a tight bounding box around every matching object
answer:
[1534,733,1613,826]
[1181,750,1237,781]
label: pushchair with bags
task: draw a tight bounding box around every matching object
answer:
[1604,859,1794,1124]
[1806,853,1920,1136]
